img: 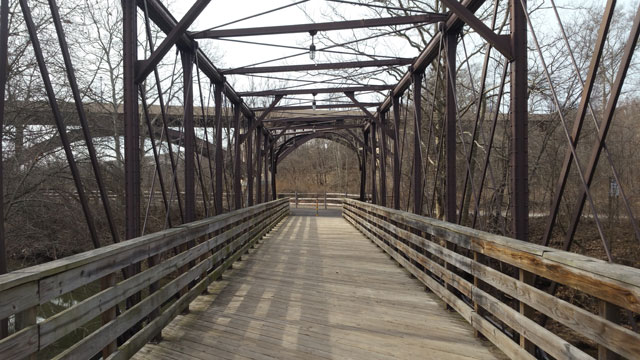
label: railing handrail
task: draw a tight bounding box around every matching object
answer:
[0,199,287,293]
[343,199,640,360]
[0,198,289,360]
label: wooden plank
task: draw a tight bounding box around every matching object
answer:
[344,202,640,358]
[0,326,38,360]
[110,208,288,360]
[344,200,640,314]
[0,281,38,321]
[132,209,505,360]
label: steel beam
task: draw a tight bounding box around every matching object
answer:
[239,85,394,97]
[562,3,640,252]
[392,96,402,210]
[541,0,616,246]
[439,0,511,58]
[233,105,242,210]
[256,127,263,204]
[222,59,414,74]
[510,0,532,354]
[0,0,8,338]
[240,95,282,144]
[182,51,195,222]
[412,71,424,215]
[370,121,377,204]
[264,136,269,203]
[268,123,363,132]
[193,14,447,38]
[136,0,211,83]
[378,0,487,114]
[247,120,254,206]
[445,32,457,223]
[214,83,224,214]
[137,0,254,119]
[263,115,366,123]
[270,147,277,201]
[360,129,368,202]
[253,103,380,112]
[124,0,139,240]
[379,112,388,207]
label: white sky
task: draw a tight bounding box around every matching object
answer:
[171,0,639,91]
[164,0,640,112]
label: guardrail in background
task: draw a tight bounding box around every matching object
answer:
[0,199,289,360]
[278,192,370,208]
[343,199,640,360]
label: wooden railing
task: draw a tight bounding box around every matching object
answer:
[343,199,640,360]
[278,192,367,208]
[0,199,289,360]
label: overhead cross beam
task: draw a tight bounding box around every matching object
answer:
[269,123,363,131]
[379,0,493,114]
[439,0,511,59]
[137,0,254,119]
[136,0,211,83]
[253,103,380,112]
[263,115,366,123]
[222,59,414,75]
[239,85,394,97]
[192,14,448,39]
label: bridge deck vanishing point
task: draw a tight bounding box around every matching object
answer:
[132,209,507,360]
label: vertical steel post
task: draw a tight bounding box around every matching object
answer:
[0,0,8,339]
[412,71,424,215]
[444,33,457,223]
[247,119,254,206]
[182,51,195,223]
[511,0,532,354]
[370,121,377,204]
[256,127,263,204]
[264,134,269,203]
[123,0,139,240]
[379,112,388,207]
[233,105,242,209]
[214,83,224,214]
[360,129,368,201]
[271,147,277,201]
[392,97,401,209]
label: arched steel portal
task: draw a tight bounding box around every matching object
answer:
[275,130,363,166]
[274,129,376,202]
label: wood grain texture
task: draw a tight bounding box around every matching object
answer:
[132,209,507,360]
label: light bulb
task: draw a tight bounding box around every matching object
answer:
[309,44,316,60]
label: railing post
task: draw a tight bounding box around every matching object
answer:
[324,191,327,209]
[598,301,620,360]
[295,191,298,208]
[15,305,37,360]
[101,273,118,355]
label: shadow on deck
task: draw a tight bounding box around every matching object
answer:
[133,209,507,360]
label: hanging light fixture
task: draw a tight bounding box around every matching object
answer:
[309,30,317,60]
[312,93,317,110]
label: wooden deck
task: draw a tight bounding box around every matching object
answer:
[133,208,507,360]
